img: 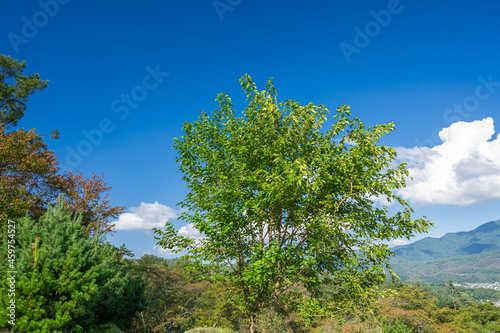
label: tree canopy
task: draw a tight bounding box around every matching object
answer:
[0,55,48,127]
[155,74,432,332]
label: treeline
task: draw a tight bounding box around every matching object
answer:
[422,282,500,308]
[3,231,500,333]
[120,254,500,333]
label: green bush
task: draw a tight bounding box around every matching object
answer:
[92,322,124,333]
[381,317,414,333]
[254,307,289,333]
[0,197,146,332]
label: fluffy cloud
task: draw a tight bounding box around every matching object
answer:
[178,223,205,239]
[396,117,500,206]
[114,201,178,231]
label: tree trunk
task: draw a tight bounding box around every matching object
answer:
[249,315,256,333]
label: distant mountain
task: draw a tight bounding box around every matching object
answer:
[388,219,500,283]
[391,219,500,262]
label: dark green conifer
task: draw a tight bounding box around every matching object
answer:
[0,196,145,332]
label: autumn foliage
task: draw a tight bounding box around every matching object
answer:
[0,125,123,234]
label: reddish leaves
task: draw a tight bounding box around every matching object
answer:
[0,125,123,234]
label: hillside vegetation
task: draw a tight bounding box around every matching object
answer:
[124,255,500,333]
[391,251,500,283]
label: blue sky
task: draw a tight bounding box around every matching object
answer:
[2,0,500,257]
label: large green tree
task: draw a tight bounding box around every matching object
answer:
[155,75,432,332]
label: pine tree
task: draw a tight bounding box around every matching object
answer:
[0,197,146,332]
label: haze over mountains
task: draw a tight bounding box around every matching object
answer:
[389,220,500,283]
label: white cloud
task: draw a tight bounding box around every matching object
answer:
[152,245,179,256]
[178,223,205,239]
[397,117,500,206]
[114,201,178,231]
[386,239,412,248]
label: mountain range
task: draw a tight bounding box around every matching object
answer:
[388,219,500,283]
